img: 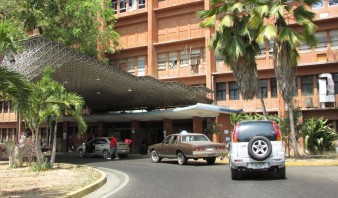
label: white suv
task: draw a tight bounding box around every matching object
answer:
[229,120,285,180]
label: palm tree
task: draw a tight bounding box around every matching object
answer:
[21,66,87,168]
[38,66,87,168]
[248,0,319,158]
[198,1,268,119]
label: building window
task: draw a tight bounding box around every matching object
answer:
[229,81,240,100]
[312,0,324,8]
[190,49,200,65]
[270,78,277,98]
[315,32,327,51]
[301,75,314,96]
[129,0,136,11]
[168,52,177,69]
[268,41,274,56]
[330,30,338,49]
[119,59,126,70]
[216,54,223,63]
[112,0,117,13]
[180,50,188,66]
[128,57,135,74]
[333,73,338,94]
[0,101,2,113]
[3,101,9,113]
[329,0,338,6]
[137,56,146,76]
[120,0,126,13]
[157,53,166,69]
[298,42,312,53]
[259,79,268,98]
[216,82,226,100]
[138,0,145,8]
[256,43,266,58]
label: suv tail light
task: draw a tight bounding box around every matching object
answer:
[232,123,240,142]
[272,121,282,141]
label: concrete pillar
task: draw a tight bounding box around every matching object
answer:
[131,120,140,154]
[193,116,203,133]
[163,119,173,136]
[147,0,158,77]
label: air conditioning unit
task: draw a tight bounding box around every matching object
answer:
[305,97,313,108]
[190,58,200,65]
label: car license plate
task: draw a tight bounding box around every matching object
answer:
[206,148,214,152]
[249,162,267,169]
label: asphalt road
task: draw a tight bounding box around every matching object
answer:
[56,153,338,198]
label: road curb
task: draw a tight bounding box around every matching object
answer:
[63,167,107,198]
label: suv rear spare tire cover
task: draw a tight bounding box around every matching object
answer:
[248,136,272,161]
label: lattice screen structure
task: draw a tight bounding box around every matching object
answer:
[1,36,213,112]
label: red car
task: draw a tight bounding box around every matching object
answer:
[148,133,226,165]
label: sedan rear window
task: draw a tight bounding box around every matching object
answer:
[182,135,209,142]
[237,121,277,142]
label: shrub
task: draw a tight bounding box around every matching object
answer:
[302,117,337,154]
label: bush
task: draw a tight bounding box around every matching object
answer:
[31,157,51,172]
[302,117,337,154]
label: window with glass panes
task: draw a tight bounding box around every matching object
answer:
[333,73,338,94]
[298,42,312,53]
[216,54,223,62]
[168,52,177,68]
[120,0,126,12]
[259,79,268,98]
[270,78,277,98]
[216,83,226,100]
[138,0,145,8]
[301,75,314,96]
[190,49,200,65]
[313,0,324,8]
[3,101,8,113]
[137,56,145,76]
[229,81,240,100]
[0,101,2,113]
[315,32,327,51]
[128,58,135,74]
[329,0,338,6]
[330,30,338,49]
[112,0,117,13]
[180,50,188,66]
[256,43,266,57]
[119,59,126,70]
[157,53,166,69]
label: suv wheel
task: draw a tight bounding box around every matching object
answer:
[276,166,286,179]
[248,136,272,161]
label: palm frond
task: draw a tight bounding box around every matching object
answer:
[256,24,277,44]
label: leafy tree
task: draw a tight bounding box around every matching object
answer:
[198,0,268,119]
[200,0,320,158]
[20,66,87,168]
[248,0,319,158]
[0,0,120,57]
[302,117,337,154]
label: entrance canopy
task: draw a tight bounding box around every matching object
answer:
[63,103,243,122]
[2,36,213,112]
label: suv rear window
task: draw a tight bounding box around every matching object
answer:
[237,121,277,142]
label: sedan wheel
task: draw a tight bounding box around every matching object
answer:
[206,157,216,165]
[151,150,162,163]
[102,149,110,159]
[177,152,187,165]
[78,149,85,158]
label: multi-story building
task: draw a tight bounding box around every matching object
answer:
[1,0,338,153]
[108,0,338,131]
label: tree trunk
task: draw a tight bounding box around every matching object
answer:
[50,122,58,168]
[286,102,300,158]
[34,128,44,164]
